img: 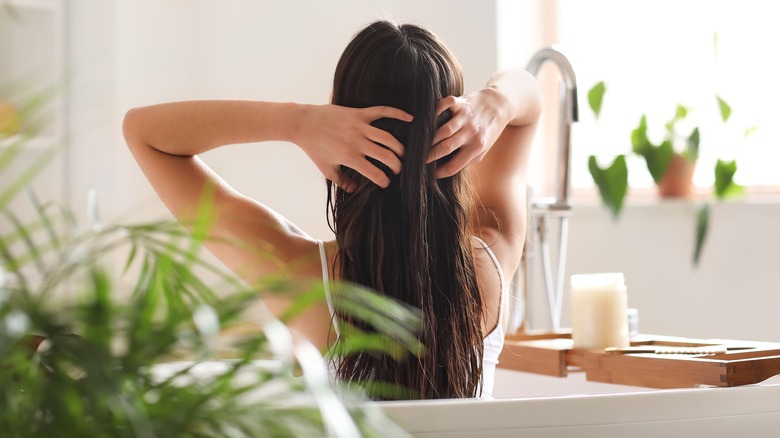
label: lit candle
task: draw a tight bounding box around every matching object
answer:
[570,273,630,350]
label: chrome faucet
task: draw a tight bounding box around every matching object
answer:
[510,47,578,332]
[526,47,579,207]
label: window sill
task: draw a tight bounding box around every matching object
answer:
[570,186,780,208]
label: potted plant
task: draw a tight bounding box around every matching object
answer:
[0,89,418,436]
[586,80,750,266]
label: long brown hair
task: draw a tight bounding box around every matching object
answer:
[326,21,484,399]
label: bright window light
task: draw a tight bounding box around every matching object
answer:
[557,0,779,190]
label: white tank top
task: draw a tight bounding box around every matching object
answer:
[317,236,506,399]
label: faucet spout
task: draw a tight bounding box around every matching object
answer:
[526,47,578,206]
[511,47,579,333]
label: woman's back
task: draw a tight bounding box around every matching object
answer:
[123,20,541,400]
[317,235,507,399]
[325,21,507,399]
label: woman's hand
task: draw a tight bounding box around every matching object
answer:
[427,89,509,178]
[294,104,413,191]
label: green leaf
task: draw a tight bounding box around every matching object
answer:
[643,140,674,184]
[720,182,744,198]
[712,32,719,59]
[330,328,409,362]
[185,182,218,269]
[27,189,63,252]
[347,380,420,401]
[588,155,628,219]
[714,159,742,199]
[0,134,28,174]
[631,115,651,155]
[675,104,688,120]
[665,105,688,134]
[693,202,710,267]
[587,81,606,119]
[686,127,700,162]
[2,210,46,274]
[716,95,732,122]
[744,125,758,140]
[277,286,324,323]
[123,243,138,274]
[0,146,60,210]
[335,284,423,356]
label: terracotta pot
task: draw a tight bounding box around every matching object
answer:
[658,153,695,198]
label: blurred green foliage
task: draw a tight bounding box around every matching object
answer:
[0,87,417,436]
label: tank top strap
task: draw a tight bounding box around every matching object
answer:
[317,240,340,338]
[472,236,506,322]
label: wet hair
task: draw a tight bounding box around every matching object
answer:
[326,21,484,399]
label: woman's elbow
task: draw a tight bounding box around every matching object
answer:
[521,73,543,125]
[122,107,143,146]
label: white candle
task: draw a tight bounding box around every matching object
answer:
[570,273,630,350]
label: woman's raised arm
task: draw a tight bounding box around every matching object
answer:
[123,100,411,284]
[430,69,542,276]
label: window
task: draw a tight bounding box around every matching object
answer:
[541,0,780,192]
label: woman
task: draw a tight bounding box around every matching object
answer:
[123,21,541,399]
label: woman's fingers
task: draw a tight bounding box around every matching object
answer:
[340,105,410,188]
[363,142,403,175]
[366,126,405,158]
[436,96,461,116]
[429,96,467,162]
[432,116,465,150]
[428,128,470,164]
[304,104,415,190]
[435,143,481,179]
[348,158,392,188]
[365,106,414,122]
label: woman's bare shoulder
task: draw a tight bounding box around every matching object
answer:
[473,215,526,281]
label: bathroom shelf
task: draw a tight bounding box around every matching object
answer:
[499,330,780,388]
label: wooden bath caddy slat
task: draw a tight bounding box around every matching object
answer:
[498,330,780,388]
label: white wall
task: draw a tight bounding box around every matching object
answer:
[524,198,780,342]
[87,0,498,241]
[67,0,118,225]
[58,1,780,343]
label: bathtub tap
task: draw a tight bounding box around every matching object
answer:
[512,47,578,331]
[525,47,578,207]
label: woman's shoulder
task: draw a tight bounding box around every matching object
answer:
[472,224,524,283]
[314,239,339,278]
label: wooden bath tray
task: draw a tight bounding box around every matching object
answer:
[498,330,780,388]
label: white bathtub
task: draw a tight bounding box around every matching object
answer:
[379,369,780,437]
[151,361,780,436]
